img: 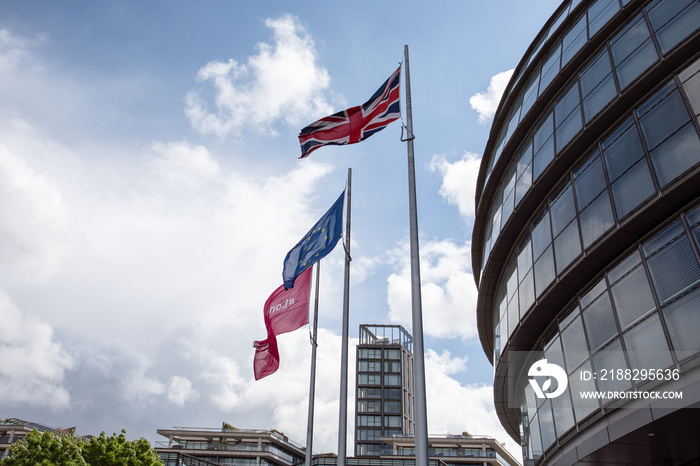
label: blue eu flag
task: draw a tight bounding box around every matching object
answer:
[283,190,345,289]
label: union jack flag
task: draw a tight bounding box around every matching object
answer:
[298,66,401,158]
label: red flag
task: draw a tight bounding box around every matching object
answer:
[253,267,313,380]
[253,337,279,381]
[265,267,313,334]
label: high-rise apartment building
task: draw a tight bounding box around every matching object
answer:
[472,0,700,464]
[355,324,415,457]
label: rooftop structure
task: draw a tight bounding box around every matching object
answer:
[155,424,306,466]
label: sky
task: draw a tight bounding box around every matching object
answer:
[0,1,563,461]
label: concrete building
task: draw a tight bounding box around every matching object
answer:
[155,424,306,466]
[354,324,415,457]
[380,433,521,466]
[472,0,700,464]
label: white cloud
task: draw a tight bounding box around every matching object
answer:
[0,144,76,283]
[387,239,478,340]
[0,290,74,410]
[424,349,522,461]
[185,14,334,137]
[429,152,481,222]
[469,69,514,124]
[0,29,44,74]
[167,376,199,407]
[122,353,166,401]
[149,141,220,189]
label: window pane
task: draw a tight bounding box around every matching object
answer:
[583,75,617,121]
[521,74,541,119]
[516,140,534,207]
[508,295,520,339]
[518,237,533,280]
[580,49,614,98]
[535,246,557,296]
[574,151,607,209]
[610,15,658,89]
[538,400,557,450]
[562,313,589,371]
[505,104,522,142]
[637,83,690,151]
[642,219,685,256]
[519,270,535,313]
[592,338,631,394]
[534,112,554,154]
[555,81,582,127]
[649,122,700,187]
[680,57,700,119]
[540,43,562,94]
[552,388,576,437]
[662,287,700,355]
[554,220,582,272]
[534,136,555,179]
[588,0,619,36]
[506,257,518,301]
[384,401,401,414]
[529,412,543,458]
[551,184,577,236]
[580,190,615,248]
[616,40,658,90]
[654,2,700,54]
[532,210,552,260]
[646,0,694,30]
[582,283,618,350]
[610,255,656,329]
[624,312,673,371]
[610,159,655,218]
[384,349,400,359]
[646,233,700,304]
[384,374,400,385]
[556,106,583,151]
[602,118,645,181]
[503,190,515,228]
[545,334,566,371]
[562,15,588,66]
[610,15,651,64]
[568,360,600,420]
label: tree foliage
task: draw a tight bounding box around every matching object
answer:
[1,430,86,466]
[80,430,162,466]
[0,429,162,466]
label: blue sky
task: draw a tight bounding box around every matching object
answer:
[0,1,562,460]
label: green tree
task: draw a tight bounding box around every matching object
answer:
[0,429,162,466]
[1,429,86,466]
[80,430,162,466]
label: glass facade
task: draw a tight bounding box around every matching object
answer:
[493,58,700,361]
[355,325,414,457]
[474,0,700,464]
[479,0,700,275]
[519,204,700,462]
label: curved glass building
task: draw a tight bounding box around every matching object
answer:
[472,0,700,464]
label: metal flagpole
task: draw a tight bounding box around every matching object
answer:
[305,261,321,466]
[402,44,429,466]
[337,168,352,466]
